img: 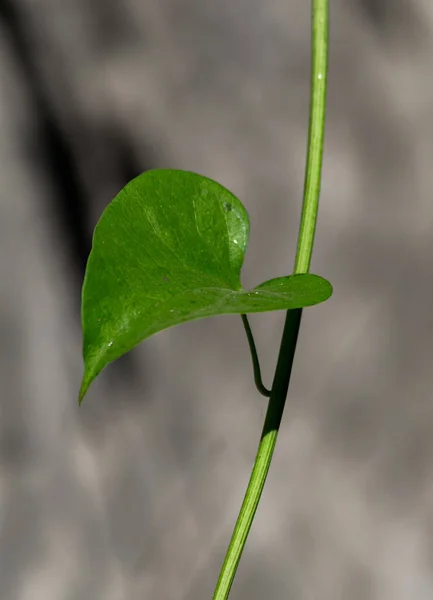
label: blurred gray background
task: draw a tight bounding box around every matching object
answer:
[1,0,433,598]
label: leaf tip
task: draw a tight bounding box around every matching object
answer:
[78,370,92,406]
[324,277,333,300]
[78,382,87,406]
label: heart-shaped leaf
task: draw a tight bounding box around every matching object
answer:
[79,169,332,402]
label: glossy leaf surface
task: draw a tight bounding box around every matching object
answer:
[80,169,332,401]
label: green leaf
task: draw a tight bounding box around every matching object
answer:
[79,169,332,402]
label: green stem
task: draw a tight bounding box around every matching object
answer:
[241,314,271,397]
[212,2,329,598]
[294,1,328,275]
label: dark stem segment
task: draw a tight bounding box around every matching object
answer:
[268,309,302,422]
[241,314,272,398]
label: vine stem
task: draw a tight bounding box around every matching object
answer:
[212,2,329,598]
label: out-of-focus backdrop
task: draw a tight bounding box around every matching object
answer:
[1,1,433,598]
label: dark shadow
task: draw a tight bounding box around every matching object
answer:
[0,0,162,398]
[0,0,94,280]
[354,0,423,43]
[356,0,388,28]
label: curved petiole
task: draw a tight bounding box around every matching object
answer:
[241,314,271,398]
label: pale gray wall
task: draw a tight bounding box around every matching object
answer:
[1,1,433,599]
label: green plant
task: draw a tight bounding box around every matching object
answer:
[79,1,329,598]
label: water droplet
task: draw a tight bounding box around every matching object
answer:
[233,239,238,245]
[108,341,113,347]
[318,73,323,80]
